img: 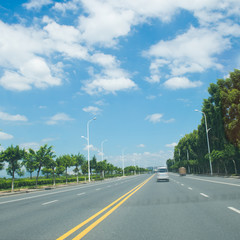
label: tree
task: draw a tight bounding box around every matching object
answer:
[90,155,97,174]
[81,160,88,175]
[72,153,86,183]
[218,69,240,148]
[96,160,107,178]
[57,154,73,184]
[106,163,115,174]
[48,158,57,186]
[0,145,26,192]
[29,144,55,187]
[0,152,4,171]
[22,152,35,179]
[56,157,65,177]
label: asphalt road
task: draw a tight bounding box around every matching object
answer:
[0,173,240,240]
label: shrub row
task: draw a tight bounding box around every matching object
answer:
[0,176,87,190]
[0,174,123,190]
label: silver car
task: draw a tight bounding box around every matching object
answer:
[157,167,169,182]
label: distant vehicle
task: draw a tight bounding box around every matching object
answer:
[179,167,186,176]
[157,167,169,182]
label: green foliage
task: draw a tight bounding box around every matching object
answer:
[29,144,55,186]
[218,69,240,148]
[172,69,240,175]
[0,145,26,191]
[90,155,97,173]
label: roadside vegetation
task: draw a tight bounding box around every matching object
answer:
[0,145,147,192]
[167,69,240,176]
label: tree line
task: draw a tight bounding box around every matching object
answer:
[167,69,240,175]
[0,144,146,192]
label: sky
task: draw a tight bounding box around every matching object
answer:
[0,0,240,174]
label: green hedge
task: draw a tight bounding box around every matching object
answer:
[0,174,126,190]
[0,176,85,190]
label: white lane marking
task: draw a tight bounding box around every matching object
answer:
[77,192,86,196]
[42,200,58,206]
[188,187,193,190]
[200,193,209,198]
[228,207,240,214]
[96,188,102,191]
[107,185,111,188]
[181,184,184,186]
[176,182,179,184]
[187,176,240,187]
[0,175,146,205]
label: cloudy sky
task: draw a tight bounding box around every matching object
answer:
[0,0,240,170]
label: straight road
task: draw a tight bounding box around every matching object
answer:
[0,173,240,240]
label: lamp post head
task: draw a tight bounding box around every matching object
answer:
[81,136,88,141]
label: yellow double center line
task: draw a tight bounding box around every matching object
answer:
[57,174,154,240]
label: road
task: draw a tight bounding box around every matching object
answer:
[0,173,240,240]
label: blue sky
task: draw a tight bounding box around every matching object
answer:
[0,0,240,172]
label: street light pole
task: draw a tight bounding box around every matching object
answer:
[87,117,96,182]
[101,139,107,161]
[122,149,125,176]
[195,109,213,175]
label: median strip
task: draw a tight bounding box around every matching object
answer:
[56,175,154,240]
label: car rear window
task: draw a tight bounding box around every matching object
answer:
[158,169,167,173]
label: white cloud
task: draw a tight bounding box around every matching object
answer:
[0,111,28,121]
[78,0,135,47]
[23,0,53,10]
[83,144,98,151]
[108,150,172,168]
[53,0,81,12]
[145,113,174,123]
[46,113,74,125]
[163,118,175,123]
[137,144,145,148]
[164,77,202,90]
[95,100,106,106]
[145,113,163,123]
[165,142,177,148]
[0,21,62,91]
[83,106,101,115]
[146,26,229,76]
[0,132,14,140]
[39,106,47,109]
[82,65,137,95]
[146,95,156,100]
[82,52,137,95]
[19,142,40,151]
[41,138,56,143]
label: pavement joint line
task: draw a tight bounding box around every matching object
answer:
[200,193,209,198]
[56,175,154,240]
[228,207,240,214]
[42,200,58,205]
[72,175,154,240]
